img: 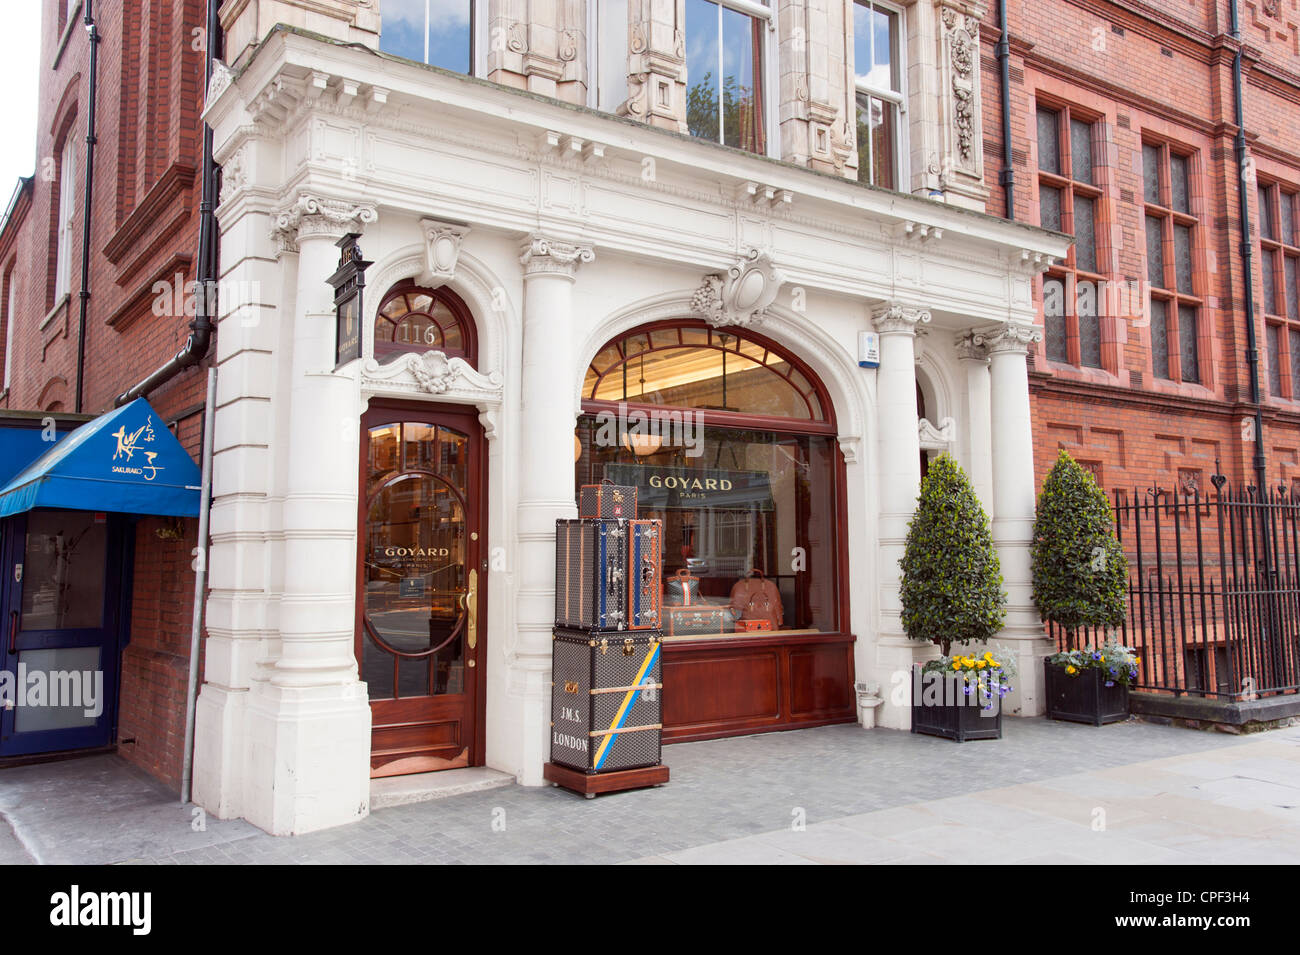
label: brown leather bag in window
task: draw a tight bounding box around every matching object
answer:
[729,569,783,629]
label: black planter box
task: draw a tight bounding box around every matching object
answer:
[910,673,1004,742]
[1043,659,1130,725]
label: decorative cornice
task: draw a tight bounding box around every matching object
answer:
[519,234,595,277]
[361,349,503,400]
[918,416,957,452]
[688,249,784,329]
[871,302,932,336]
[421,218,469,283]
[272,195,377,254]
[972,322,1042,355]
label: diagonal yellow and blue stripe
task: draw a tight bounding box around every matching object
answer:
[593,641,660,770]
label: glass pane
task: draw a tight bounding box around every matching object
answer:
[1170,154,1190,214]
[1146,215,1166,289]
[721,5,764,153]
[1282,192,1295,246]
[1291,328,1300,398]
[874,7,899,91]
[12,647,102,732]
[380,0,472,74]
[21,512,107,630]
[1040,185,1062,232]
[1151,298,1170,379]
[576,423,838,634]
[855,92,873,183]
[1178,305,1199,383]
[1078,283,1101,368]
[1288,256,1299,322]
[1262,250,1277,314]
[686,0,721,143]
[363,470,467,701]
[1074,195,1097,272]
[853,1,873,85]
[1269,324,1283,396]
[1070,118,1093,184]
[375,291,466,357]
[1044,277,1068,362]
[1037,109,1060,175]
[1142,143,1161,205]
[1174,224,1193,294]
[1259,186,1275,241]
[870,97,896,190]
[368,425,400,496]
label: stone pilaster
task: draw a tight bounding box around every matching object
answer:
[490,1,589,103]
[778,0,855,176]
[513,234,593,784]
[237,194,376,835]
[620,0,688,132]
[974,320,1050,716]
[870,301,930,730]
[955,331,993,512]
[935,0,989,209]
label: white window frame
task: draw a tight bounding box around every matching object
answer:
[55,137,76,302]
[3,269,14,393]
[853,0,908,190]
[381,0,486,76]
[684,0,780,159]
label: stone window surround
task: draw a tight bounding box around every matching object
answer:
[1259,179,1300,402]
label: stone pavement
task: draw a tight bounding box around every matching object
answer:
[0,718,1296,864]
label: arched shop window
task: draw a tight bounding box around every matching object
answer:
[374,281,476,364]
[576,321,843,637]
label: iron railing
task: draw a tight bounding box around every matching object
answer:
[1047,474,1300,701]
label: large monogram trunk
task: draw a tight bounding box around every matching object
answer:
[578,482,638,520]
[550,629,663,773]
[554,518,662,631]
[663,604,738,637]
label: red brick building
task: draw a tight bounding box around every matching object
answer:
[0,0,210,788]
[982,0,1300,498]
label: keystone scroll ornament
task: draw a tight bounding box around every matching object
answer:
[688,250,785,328]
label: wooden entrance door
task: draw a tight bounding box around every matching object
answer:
[358,404,486,777]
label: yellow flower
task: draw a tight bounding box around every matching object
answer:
[951,661,961,670]
[976,660,986,669]
[991,661,1001,668]
[1066,665,1078,675]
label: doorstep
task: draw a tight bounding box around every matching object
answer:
[369,767,516,810]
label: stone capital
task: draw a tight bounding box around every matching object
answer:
[519,234,595,278]
[954,331,989,362]
[871,301,932,336]
[272,195,377,255]
[972,322,1042,356]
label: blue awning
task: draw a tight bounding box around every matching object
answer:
[0,398,201,518]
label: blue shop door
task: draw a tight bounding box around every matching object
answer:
[0,511,126,756]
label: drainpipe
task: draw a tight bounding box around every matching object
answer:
[1229,0,1266,490]
[996,0,1016,220]
[114,0,221,407]
[180,367,215,805]
[73,1,101,413]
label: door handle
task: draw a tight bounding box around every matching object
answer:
[466,568,477,650]
[7,611,16,655]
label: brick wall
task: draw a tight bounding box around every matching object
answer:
[0,1,211,792]
[982,0,1300,499]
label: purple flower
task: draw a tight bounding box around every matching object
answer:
[1104,680,1115,687]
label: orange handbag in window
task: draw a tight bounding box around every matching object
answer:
[729,569,783,630]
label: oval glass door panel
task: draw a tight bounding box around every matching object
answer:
[363,424,469,700]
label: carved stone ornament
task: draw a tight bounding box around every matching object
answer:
[954,332,989,362]
[871,302,932,335]
[272,195,377,254]
[205,59,234,109]
[421,219,469,282]
[971,322,1042,355]
[943,7,980,163]
[362,349,503,398]
[918,416,956,452]
[218,145,246,204]
[519,235,595,277]
[688,250,785,329]
[559,30,579,62]
[507,22,528,54]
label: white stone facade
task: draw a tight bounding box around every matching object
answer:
[193,0,1068,834]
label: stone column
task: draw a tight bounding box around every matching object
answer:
[512,235,593,785]
[240,195,376,835]
[977,321,1050,716]
[870,302,929,729]
[955,332,993,512]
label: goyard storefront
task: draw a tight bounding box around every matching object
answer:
[575,321,855,741]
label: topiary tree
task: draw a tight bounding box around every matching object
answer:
[1031,449,1128,650]
[899,454,1007,656]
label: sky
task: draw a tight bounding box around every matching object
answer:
[0,3,42,212]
